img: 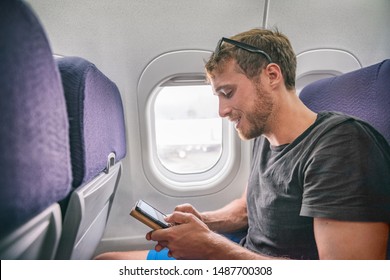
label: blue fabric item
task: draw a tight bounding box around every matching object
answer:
[223,228,248,244]
[147,249,176,260]
[56,57,127,188]
[300,59,390,143]
[0,0,72,237]
[145,229,246,260]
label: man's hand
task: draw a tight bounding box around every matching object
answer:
[147,211,217,259]
[173,203,203,221]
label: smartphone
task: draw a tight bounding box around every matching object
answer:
[129,200,170,230]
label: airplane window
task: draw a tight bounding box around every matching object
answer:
[154,84,222,174]
[138,50,243,196]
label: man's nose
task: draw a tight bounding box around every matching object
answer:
[218,98,231,118]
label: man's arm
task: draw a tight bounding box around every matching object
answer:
[314,218,389,259]
[202,186,248,233]
[149,210,285,260]
[150,213,389,260]
[173,186,248,233]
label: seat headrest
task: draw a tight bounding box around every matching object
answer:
[0,0,72,236]
[56,56,127,188]
[300,59,390,142]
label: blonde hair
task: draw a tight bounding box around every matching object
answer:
[205,28,296,90]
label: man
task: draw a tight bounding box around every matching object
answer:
[95,28,390,260]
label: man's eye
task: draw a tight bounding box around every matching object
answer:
[223,90,232,98]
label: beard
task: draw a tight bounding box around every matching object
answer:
[235,84,274,140]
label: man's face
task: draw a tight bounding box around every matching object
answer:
[210,60,274,140]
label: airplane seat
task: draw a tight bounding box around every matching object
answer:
[54,56,127,259]
[300,59,390,143]
[299,59,390,259]
[0,0,72,259]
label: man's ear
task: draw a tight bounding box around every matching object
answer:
[265,63,283,87]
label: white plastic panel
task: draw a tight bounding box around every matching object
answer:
[296,49,362,94]
[137,50,243,196]
[0,204,62,260]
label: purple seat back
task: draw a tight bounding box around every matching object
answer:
[300,59,390,143]
[56,56,126,189]
[0,0,72,237]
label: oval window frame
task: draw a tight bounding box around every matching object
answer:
[137,50,242,196]
[296,49,361,94]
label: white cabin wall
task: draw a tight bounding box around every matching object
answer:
[267,0,390,66]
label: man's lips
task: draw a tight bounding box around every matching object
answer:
[229,117,241,129]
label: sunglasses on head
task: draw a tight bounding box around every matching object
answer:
[214,37,273,63]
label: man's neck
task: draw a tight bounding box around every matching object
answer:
[264,91,317,147]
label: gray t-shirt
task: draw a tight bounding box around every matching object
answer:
[242,111,390,259]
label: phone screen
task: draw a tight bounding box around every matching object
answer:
[136,200,169,228]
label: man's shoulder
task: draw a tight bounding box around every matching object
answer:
[311,111,390,155]
[314,111,377,136]
[316,111,354,126]
[316,111,386,138]
[253,111,389,151]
